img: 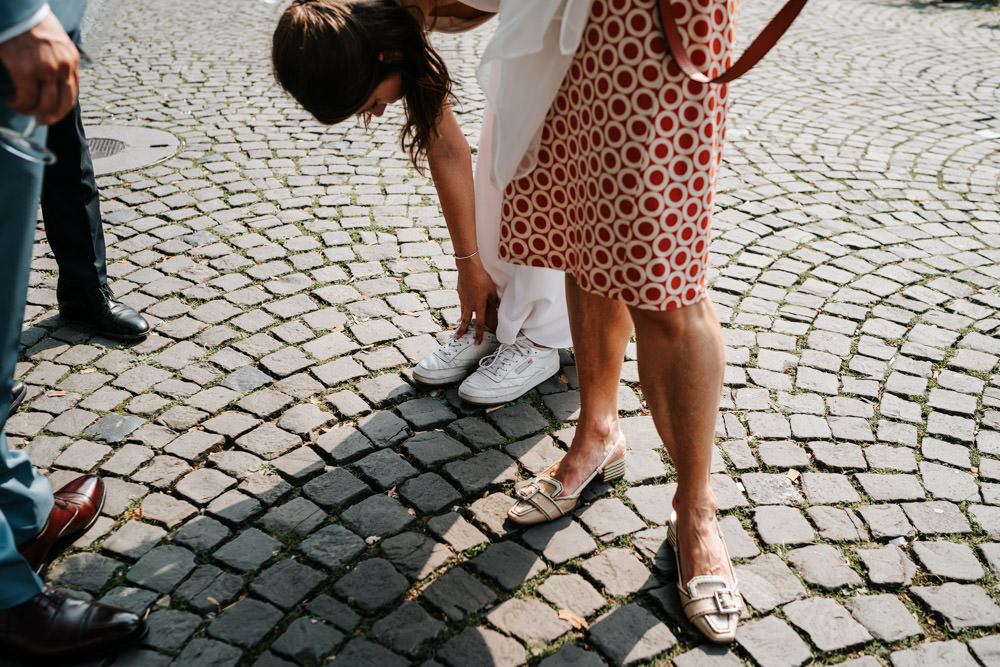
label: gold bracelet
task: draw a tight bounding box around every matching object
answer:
[455,250,479,260]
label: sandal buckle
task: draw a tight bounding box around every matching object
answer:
[516,484,539,500]
[714,589,739,614]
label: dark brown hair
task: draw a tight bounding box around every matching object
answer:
[272,0,453,167]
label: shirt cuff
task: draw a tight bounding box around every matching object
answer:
[0,4,51,46]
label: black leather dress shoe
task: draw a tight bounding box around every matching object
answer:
[57,283,149,341]
[19,475,105,574]
[8,379,26,418]
[0,586,147,665]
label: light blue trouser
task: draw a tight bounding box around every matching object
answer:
[0,108,54,609]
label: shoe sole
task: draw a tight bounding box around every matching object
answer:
[35,484,107,576]
[10,382,27,414]
[412,367,473,386]
[58,310,149,341]
[458,356,561,405]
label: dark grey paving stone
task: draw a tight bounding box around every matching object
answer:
[371,602,445,656]
[172,515,230,551]
[733,553,808,613]
[735,615,812,667]
[340,493,413,539]
[206,489,264,524]
[443,449,518,494]
[144,609,201,651]
[446,417,504,449]
[172,639,242,667]
[222,365,273,392]
[521,516,597,564]
[98,587,159,616]
[671,644,743,666]
[486,597,572,647]
[303,468,370,509]
[783,597,872,651]
[102,520,167,560]
[403,431,471,467]
[270,617,344,664]
[538,643,606,667]
[399,472,462,515]
[125,546,196,593]
[332,638,408,667]
[355,448,419,490]
[258,496,326,537]
[357,410,410,448]
[397,397,456,429]
[487,403,549,439]
[470,541,546,591]
[307,594,360,633]
[213,527,282,572]
[207,598,284,647]
[588,603,676,667]
[844,593,924,642]
[912,540,984,581]
[250,559,325,610]
[174,564,244,613]
[300,524,366,571]
[909,582,1000,630]
[380,531,453,581]
[84,413,146,443]
[437,626,525,667]
[235,423,300,460]
[889,640,978,667]
[419,566,497,621]
[315,425,375,462]
[333,558,408,612]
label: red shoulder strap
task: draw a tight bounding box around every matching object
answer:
[657,0,808,83]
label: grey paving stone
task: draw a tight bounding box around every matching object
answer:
[303,468,370,509]
[125,546,196,593]
[355,449,419,490]
[315,424,375,462]
[443,448,518,493]
[487,403,548,439]
[783,597,872,651]
[801,472,861,504]
[754,505,814,545]
[787,544,862,590]
[971,504,1000,539]
[98,587,159,616]
[470,540,546,590]
[889,640,979,667]
[809,441,867,469]
[213,527,282,572]
[844,593,924,642]
[536,573,607,618]
[340,493,413,539]
[357,410,410,448]
[307,594,361,633]
[174,564,244,613]
[437,626,525,667]
[671,644,743,667]
[487,597,573,648]
[968,635,1000,667]
[857,503,914,540]
[807,506,869,542]
[251,558,325,610]
[371,602,444,656]
[174,468,236,505]
[206,489,263,524]
[333,557,408,612]
[740,473,803,505]
[734,553,808,613]
[270,617,344,664]
[132,455,190,488]
[355,373,414,404]
[856,473,925,501]
[397,396,456,429]
[758,440,810,468]
[420,566,497,621]
[165,430,224,460]
[173,515,230,551]
[735,615,812,667]
[625,483,676,525]
[84,414,146,444]
[207,598,283,647]
[403,431,470,467]
[299,524,366,572]
[909,582,1000,630]
[468,492,519,539]
[577,498,646,542]
[235,423,300,460]
[588,603,676,667]
[582,547,656,597]
[447,416,505,449]
[399,472,461,514]
[857,544,917,586]
[912,540,984,581]
[426,512,488,553]
[901,500,972,534]
[102,520,168,560]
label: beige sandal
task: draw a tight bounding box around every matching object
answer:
[667,512,743,643]
[507,434,627,525]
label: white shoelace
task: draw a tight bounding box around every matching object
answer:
[478,336,534,379]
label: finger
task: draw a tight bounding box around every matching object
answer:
[455,310,471,339]
[7,74,42,116]
[43,77,74,126]
[474,310,485,345]
[31,76,59,124]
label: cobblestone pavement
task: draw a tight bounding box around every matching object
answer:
[3,0,1000,665]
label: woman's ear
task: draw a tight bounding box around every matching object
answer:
[378,50,404,63]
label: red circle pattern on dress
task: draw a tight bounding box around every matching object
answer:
[499,0,739,311]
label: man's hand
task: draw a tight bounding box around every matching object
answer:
[0,12,79,125]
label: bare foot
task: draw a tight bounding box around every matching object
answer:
[546,430,626,498]
[673,505,734,587]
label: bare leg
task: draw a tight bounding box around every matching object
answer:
[548,275,632,495]
[629,296,731,583]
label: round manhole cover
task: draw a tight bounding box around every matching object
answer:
[83,125,182,175]
[88,136,127,159]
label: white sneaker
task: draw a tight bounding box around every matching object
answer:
[458,334,560,405]
[413,327,499,385]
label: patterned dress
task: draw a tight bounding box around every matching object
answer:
[499,0,740,311]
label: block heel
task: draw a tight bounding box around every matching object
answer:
[601,454,627,482]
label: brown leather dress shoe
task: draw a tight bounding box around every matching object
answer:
[18,475,105,574]
[0,586,147,665]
